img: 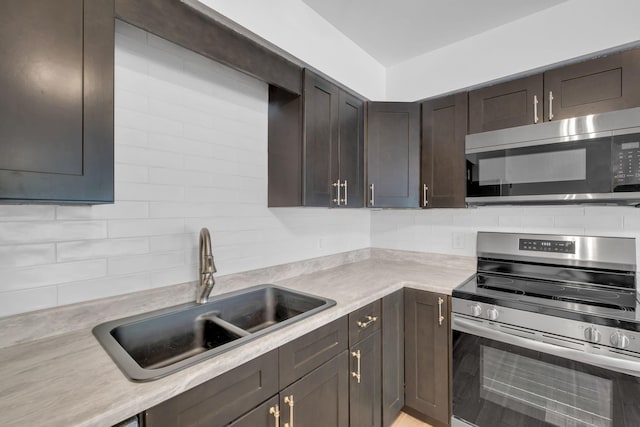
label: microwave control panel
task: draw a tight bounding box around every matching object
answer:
[613,137,640,188]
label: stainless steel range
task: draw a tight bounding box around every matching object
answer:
[451,232,640,427]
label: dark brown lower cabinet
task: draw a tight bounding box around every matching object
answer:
[227,396,279,427]
[280,351,350,427]
[349,332,382,427]
[382,290,404,427]
[144,350,279,427]
[404,289,450,427]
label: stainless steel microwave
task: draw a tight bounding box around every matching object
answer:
[465,107,640,205]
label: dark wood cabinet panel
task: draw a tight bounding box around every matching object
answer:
[350,332,382,427]
[382,289,404,427]
[404,289,450,427]
[280,351,350,427]
[421,93,467,209]
[0,0,114,203]
[338,90,365,207]
[468,75,542,134]
[544,49,640,121]
[367,102,421,208]
[144,350,279,427]
[348,299,381,345]
[279,317,348,389]
[268,87,303,207]
[227,396,278,427]
[115,0,302,94]
[303,70,340,206]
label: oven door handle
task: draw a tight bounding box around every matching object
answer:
[453,315,640,377]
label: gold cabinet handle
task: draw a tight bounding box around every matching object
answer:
[341,180,348,206]
[369,183,375,206]
[332,180,341,206]
[423,183,428,207]
[351,350,361,384]
[438,297,445,326]
[284,395,294,427]
[534,95,539,124]
[357,315,377,328]
[549,90,554,120]
[269,405,280,427]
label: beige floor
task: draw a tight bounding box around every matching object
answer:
[390,412,433,427]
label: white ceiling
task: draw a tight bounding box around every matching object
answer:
[301,0,569,67]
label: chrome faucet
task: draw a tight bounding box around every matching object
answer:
[197,227,217,304]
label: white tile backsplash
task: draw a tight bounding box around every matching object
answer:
[0,21,370,318]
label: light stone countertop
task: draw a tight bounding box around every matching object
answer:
[0,250,475,427]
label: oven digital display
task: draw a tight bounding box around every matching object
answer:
[519,239,575,253]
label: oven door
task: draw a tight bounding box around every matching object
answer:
[466,136,612,202]
[452,315,640,427]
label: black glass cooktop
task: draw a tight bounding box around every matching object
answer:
[453,273,640,331]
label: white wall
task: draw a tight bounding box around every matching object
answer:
[0,22,371,318]
[196,0,386,100]
[387,0,640,101]
[371,206,640,266]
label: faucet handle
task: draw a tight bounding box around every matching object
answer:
[204,255,216,273]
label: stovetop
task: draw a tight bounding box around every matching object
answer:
[453,273,640,331]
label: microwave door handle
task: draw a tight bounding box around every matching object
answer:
[453,315,640,377]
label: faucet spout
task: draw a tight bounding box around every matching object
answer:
[197,227,217,304]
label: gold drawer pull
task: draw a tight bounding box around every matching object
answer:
[357,315,377,328]
[351,350,361,383]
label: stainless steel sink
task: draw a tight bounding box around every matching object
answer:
[93,285,335,381]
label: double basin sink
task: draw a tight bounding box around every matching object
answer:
[93,285,335,381]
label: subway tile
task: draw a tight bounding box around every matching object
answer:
[108,218,184,238]
[0,260,106,292]
[0,244,55,268]
[108,251,184,275]
[116,183,185,202]
[57,238,149,262]
[149,234,192,253]
[116,145,183,169]
[0,205,55,222]
[115,126,148,148]
[115,89,148,111]
[56,202,149,220]
[57,273,153,305]
[0,287,58,318]
[115,164,149,183]
[0,221,107,244]
[148,168,214,187]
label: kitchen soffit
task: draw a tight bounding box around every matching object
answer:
[301,0,568,67]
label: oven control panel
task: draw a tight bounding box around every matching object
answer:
[613,137,640,189]
[519,239,575,254]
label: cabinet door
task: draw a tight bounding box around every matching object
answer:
[280,351,349,427]
[338,90,365,207]
[279,317,348,389]
[382,289,404,427]
[468,75,542,133]
[421,93,467,209]
[544,48,640,121]
[303,70,340,206]
[350,332,382,427]
[367,102,421,208]
[0,0,113,203]
[227,396,279,427]
[404,289,450,427]
[144,350,279,427]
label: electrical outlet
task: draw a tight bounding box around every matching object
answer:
[452,232,465,249]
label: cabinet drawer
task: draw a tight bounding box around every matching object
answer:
[349,300,381,345]
[144,350,278,427]
[227,395,279,427]
[279,317,348,388]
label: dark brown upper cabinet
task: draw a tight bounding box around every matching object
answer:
[268,70,364,208]
[0,0,114,203]
[367,102,421,208]
[421,93,467,209]
[404,289,450,427]
[544,48,640,121]
[303,70,364,208]
[468,75,543,134]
